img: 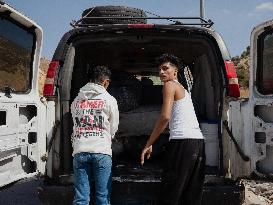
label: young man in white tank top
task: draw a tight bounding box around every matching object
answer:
[141,54,205,205]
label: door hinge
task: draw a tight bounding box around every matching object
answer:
[41,154,48,162]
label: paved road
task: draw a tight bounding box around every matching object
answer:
[0,178,42,205]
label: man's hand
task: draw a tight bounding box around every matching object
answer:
[140,145,153,165]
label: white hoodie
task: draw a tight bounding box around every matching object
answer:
[70,83,119,157]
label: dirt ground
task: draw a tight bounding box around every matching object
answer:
[242,180,273,205]
[38,57,50,96]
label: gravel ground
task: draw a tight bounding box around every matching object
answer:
[242,179,273,205]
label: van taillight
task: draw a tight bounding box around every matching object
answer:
[128,24,154,28]
[43,60,59,97]
[224,60,240,97]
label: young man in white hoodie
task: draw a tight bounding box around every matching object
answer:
[71,66,119,205]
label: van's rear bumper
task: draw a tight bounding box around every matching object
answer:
[38,175,245,205]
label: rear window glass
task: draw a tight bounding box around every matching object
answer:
[0,16,35,92]
[257,29,273,95]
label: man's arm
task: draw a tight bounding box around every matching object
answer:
[141,81,175,165]
[146,81,175,146]
[109,98,119,138]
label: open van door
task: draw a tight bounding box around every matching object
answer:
[249,19,273,175]
[223,19,273,179]
[0,2,46,187]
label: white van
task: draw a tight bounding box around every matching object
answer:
[0,2,272,205]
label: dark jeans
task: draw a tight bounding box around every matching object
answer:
[159,139,205,205]
[73,152,112,205]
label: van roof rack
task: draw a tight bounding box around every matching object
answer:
[70,16,214,28]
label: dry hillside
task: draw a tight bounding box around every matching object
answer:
[232,46,250,98]
[38,57,50,96]
[0,36,50,96]
[0,37,31,92]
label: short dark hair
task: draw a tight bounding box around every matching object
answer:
[89,65,111,83]
[156,53,189,91]
[156,53,182,69]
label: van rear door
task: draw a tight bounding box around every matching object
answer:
[0,3,46,187]
[250,19,273,175]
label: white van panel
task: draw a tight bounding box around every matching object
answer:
[223,99,251,179]
[45,100,56,178]
[249,19,273,175]
[0,3,46,187]
[0,95,47,186]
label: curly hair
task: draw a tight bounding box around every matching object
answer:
[156,53,188,91]
[155,53,183,69]
[88,65,111,83]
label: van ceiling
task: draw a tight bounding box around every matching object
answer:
[75,37,210,73]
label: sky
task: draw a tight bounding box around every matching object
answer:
[3,0,273,59]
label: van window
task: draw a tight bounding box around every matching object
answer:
[257,29,273,94]
[0,16,34,92]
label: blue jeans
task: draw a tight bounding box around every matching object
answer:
[73,152,112,205]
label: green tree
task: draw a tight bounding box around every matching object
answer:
[233,46,250,88]
[236,64,249,88]
[231,55,240,65]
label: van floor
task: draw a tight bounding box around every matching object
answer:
[113,161,219,183]
[111,166,244,205]
[113,162,162,183]
[38,173,245,205]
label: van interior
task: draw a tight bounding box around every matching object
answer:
[58,31,224,181]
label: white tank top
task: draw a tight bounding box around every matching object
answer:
[169,80,204,140]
